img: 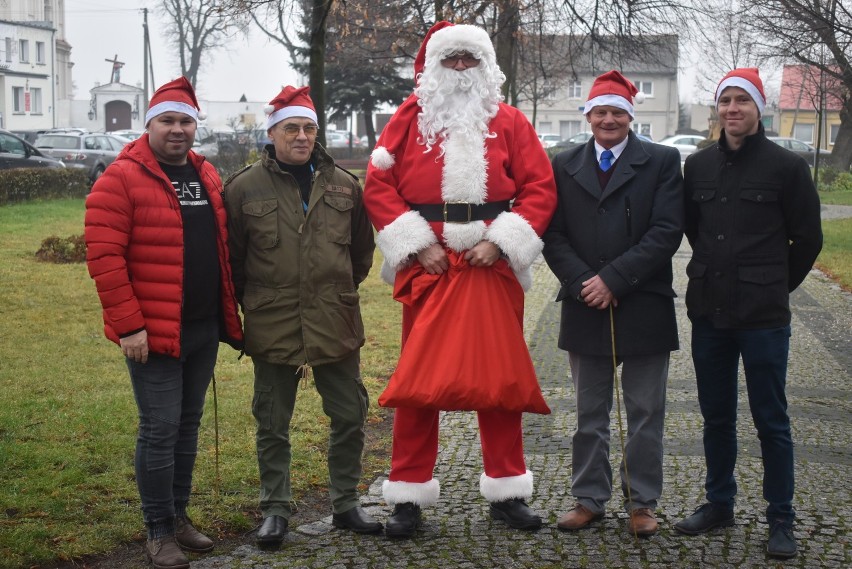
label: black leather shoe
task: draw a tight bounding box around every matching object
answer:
[767,520,797,559]
[332,506,383,534]
[674,503,734,535]
[256,515,288,546]
[489,498,542,531]
[385,503,422,538]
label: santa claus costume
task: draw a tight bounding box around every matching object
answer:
[363,21,557,536]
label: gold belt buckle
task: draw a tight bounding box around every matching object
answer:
[443,202,472,223]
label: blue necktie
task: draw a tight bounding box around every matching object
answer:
[600,149,614,172]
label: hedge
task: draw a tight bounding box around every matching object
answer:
[0,168,91,206]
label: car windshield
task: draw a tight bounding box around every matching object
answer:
[34,135,79,149]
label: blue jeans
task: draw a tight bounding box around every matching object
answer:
[691,317,794,522]
[126,319,219,531]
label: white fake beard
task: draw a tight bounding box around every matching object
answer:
[415,65,501,155]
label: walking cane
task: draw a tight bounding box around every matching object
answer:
[609,305,637,539]
[212,371,220,501]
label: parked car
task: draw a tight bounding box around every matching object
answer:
[110,129,143,141]
[658,134,706,161]
[767,137,832,166]
[34,132,125,182]
[538,133,563,148]
[0,129,65,170]
[327,130,361,148]
[553,131,594,149]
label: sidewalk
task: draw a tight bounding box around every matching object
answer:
[193,238,851,568]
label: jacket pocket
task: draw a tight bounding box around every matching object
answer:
[323,193,353,245]
[242,199,279,249]
[242,286,276,311]
[736,263,788,324]
[736,184,781,234]
[684,258,707,315]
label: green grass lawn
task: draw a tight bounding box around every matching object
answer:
[819,189,852,206]
[0,199,398,568]
[817,217,852,290]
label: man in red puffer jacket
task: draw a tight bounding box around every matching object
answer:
[85,77,242,569]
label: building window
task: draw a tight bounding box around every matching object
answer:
[36,41,45,64]
[635,81,654,98]
[13,87,25,113]
[633,123,652,138]
[4,37,12,62]
[830,124,839,145]
[793,123,814,144]
[31,88,42,114]
[567,80,582,99]
[19,39,29,63]
[539,121,552,133]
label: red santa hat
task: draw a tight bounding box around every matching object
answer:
[583,70,643,118]
[264,86,317,130]
[715,67,766,115]
[145,76,205,125]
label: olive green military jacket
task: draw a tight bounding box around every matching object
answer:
[224,145,375,366]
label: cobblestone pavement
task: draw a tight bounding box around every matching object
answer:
[192,236,851,568]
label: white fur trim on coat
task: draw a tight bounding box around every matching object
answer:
[480,470,534,502]
[442,132,487,203]
[371,146,395,170]
[443,221,486,253]
[425,25,496,67]
[383,478,440,507]
[485,211,544,272]
[375,210,437,272]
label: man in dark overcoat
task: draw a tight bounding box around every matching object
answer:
[542,70,684,536]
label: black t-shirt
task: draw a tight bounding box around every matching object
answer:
[159,161,220,323]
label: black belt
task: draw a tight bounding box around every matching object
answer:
[409,200,511,223]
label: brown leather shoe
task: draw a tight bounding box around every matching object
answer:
[175,516,214,553]
[628,508,658,536]
[145,536,189,569]
[557,503,604,530]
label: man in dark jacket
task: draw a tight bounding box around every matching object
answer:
[85,77,244,569]
[674,68,822,560]
[224,86,378,546]
[542,70,684,537]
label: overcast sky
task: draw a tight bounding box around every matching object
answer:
[64,0,779,108]
[65,0,299,103]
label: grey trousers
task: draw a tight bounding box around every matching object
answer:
[252,351,369,518]
[568,351,669,513]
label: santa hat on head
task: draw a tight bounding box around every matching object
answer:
[583,70,643,118]
[371,21,498,171]
[264,86,317,130]
[715,67,766,115]
[145,76,205,125]
[421,22,496,78]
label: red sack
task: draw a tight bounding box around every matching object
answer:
[379,250,550,414]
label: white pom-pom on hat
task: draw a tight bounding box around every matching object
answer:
[634,91,645,104]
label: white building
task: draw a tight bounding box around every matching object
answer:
[515,35,680,142]
[0,0,72,130]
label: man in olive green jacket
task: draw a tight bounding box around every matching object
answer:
[224,86,378,546]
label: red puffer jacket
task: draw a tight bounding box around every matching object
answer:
[85,134,243,357]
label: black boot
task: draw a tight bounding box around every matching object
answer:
[385,503,422,538]
[489,498,542,530]
[256,515,288,547]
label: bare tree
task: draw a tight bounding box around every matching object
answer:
[744,0,852,169]
[160,0,235,88]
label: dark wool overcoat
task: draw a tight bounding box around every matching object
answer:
[543,131,684,356]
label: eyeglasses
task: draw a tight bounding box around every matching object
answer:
[440,52,481,68]
[280,124,319,138]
